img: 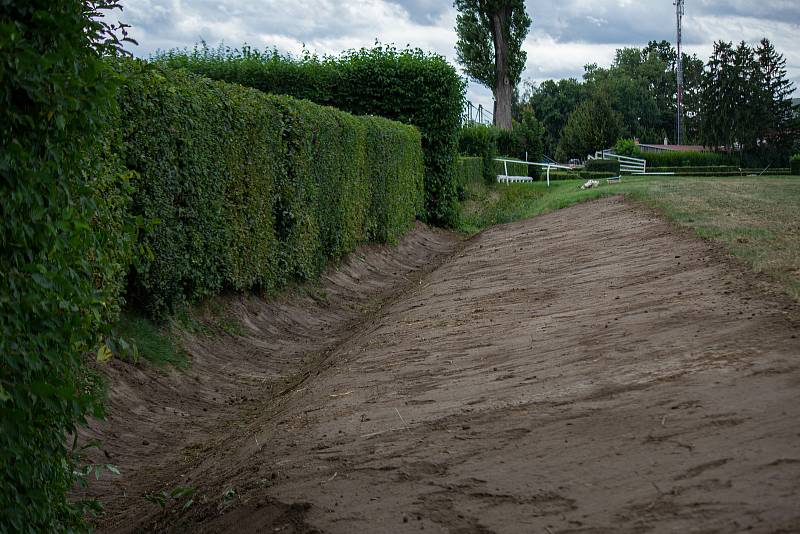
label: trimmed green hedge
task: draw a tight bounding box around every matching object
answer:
[1,2,137,531]
[585,159,620,173]
[791,155,800,175]
[648,165,740,173]
[154,45,465,227]
[119,63,423,315]
[641,151,736,167]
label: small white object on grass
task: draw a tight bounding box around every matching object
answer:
[580,179,600,190]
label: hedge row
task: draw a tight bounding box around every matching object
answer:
[154,45,465,227]
[648,165,740,173]
[585,159,621,173]
[1,2,137,531]
[791,155,800,175]
[119,62,423,316]
[640,151,737,167]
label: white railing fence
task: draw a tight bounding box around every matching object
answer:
[494,158,574,187]
[588,150,647,174]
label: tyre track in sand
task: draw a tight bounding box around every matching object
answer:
[103,197,800,533]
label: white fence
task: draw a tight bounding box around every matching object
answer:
[588,150,647,174]
[495,158,574,187]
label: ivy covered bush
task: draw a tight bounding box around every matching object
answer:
[1,1,137,530]
[118,62,423,316]
[153,44,465,227]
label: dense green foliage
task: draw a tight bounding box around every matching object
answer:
[556,93,623,161]
[0,1,137,530]
[525,38,797,165]
[700,39,797,163]
[613,139,640,157]
[454,0,531,128]
[525,40,701,153]
[523,78,585,157]
[791,155,800,175]
[585,159,621,174]
[153,44,465,227]
[118,63,423,316]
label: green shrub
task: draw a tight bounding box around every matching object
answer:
[791,154,800,175]
[613,138,640,157]
[585,159,621,173]
[1,1,137,531]
[641,150,736,167]
[118,62,423,315]
[154,44,465,227]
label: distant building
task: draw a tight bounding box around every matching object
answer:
[634,139,709,153]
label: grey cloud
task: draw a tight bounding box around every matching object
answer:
[693,0,800,25]
[524,1,680,46]
[385,0,452,25]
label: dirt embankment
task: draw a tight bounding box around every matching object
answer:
[79,223,462,529]
[87,197,800,533]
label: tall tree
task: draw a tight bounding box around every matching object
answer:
[556,91,624,161]
[754,38,796,160]
[454,0,531,130]
[682,53,705,144]
[523,78,585,156]
[700,40,736,149]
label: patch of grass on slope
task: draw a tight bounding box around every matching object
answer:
[459,176,800,301]
[114,312,188,369]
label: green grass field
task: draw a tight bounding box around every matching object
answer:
[459,175,800,301]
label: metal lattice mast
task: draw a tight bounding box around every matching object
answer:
[674,0,685,145]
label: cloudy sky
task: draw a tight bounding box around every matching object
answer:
[120,0,800,111]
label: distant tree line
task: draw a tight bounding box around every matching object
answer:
[519,38,797,165]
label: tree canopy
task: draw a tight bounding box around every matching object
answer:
[520,37,796,165]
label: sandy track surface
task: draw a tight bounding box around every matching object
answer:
[92,197,800,533]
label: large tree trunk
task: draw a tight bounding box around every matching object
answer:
[491,8,513,130]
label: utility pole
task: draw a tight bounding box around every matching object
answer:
[674,0,685,145]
